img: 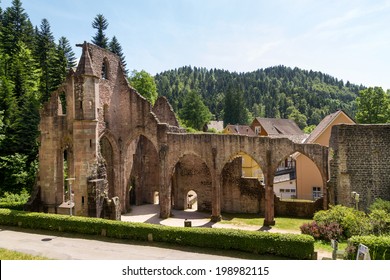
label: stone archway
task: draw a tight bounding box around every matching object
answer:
[171,154,212,213]
[221,153,265,214]
[126,135,159,209]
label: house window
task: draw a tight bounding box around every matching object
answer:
[254,126,261,135]
[101,58,109,80]
[312,187,322,199]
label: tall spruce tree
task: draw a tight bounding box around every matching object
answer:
[58,36,76,70]
[92,14,109,49]
[109,36,127,75]
[35,18,66,102]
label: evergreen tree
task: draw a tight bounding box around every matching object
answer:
[35,18,65,102]
[109,36,127,75]
[0,0,32,55]
[179,90,211,131]
[58,36,76,69]
[223,84,250,126]
[92,14,109,49]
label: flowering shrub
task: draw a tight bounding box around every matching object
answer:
[300,221,343,241]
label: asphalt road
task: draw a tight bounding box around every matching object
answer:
[0,226,263,260]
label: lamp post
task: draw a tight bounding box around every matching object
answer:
[66,178,75,216]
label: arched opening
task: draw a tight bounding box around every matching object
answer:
[221,152,265,214]
[126,135,159,208]
[63,149,69,203]
[171,154,211,213]
[186,190,198,211]
[154,191,159,205]
[294,152,324,201]
[100,136,115,198]
[101,58,109,80]
[273,154,297,200]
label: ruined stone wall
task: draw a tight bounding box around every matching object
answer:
[222,157,264,214]
[172,155,212,212]
[153,96,179,127]
[329,124,390,210]
[275,197,323,218]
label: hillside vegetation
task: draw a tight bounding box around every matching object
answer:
[155,65,363,128]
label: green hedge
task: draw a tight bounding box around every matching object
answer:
[0,208,315,259]
[346,235,390,260]
[0,202,25,211]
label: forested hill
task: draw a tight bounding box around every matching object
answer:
[154,65,364,128]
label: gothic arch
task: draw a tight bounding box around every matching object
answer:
[170,153,212,212]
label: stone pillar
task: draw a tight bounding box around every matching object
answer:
[211,147,221,222]
[211,170,222,222]
[264,175,275,226]
[159,144,171,219]
[263,150,275,226]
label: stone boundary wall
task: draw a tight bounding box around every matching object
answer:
[329,124,390,210]
[274,197,323,218]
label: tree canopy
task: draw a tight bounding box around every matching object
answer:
[0,0,70,195]
[91,14,109,49]
[128,70,158,105]
[356,87,390,124]
[179,90,211,131]
[155,66,363,130]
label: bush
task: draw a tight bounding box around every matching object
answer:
[369,210,390,235]
[313,205,370,239]
[300,221,343,241]
[0,209,315,259]
[345,235,390,260]
[369,198,390,213]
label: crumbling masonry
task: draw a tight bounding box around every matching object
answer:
[35,42,329,225]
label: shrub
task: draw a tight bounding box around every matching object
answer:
[345,235,390,260]
[313,205,370,239]
[369,210,390,235]
[369,198,390,213]
[300,221,343,241]
[0,209,315,259]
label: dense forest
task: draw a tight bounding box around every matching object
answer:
[155,66,364,128]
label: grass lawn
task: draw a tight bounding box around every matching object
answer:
[220,213,344,254]
[220,213,312,231]
[0,248,50,260]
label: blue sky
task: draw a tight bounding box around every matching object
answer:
[2,0,390,90]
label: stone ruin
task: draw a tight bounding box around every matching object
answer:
[31,42,330,225]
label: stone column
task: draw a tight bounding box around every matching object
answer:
[263,150,275,226]
[211,171,222,222]
[211,147,221,222]
[158,144,171,219]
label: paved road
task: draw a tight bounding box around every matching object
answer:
[0,205,330,260]
[0,226,261,260]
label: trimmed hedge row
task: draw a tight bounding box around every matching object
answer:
[0,208,315,259]
[346,235,390,260]
[0,202,25,211]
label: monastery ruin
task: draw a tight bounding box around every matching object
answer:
[31,42,390,225]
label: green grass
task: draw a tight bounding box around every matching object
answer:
[220,213,312,231]
[0,248,50,260]
[314,240,348,253]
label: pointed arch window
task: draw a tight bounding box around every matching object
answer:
[101,58,109,80]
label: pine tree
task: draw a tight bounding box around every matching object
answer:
[109,36,127,75]
[92,14,109,49]
[0,0,32,55]
[179,90,211,131]
[58,36,76,69]
[35,18,63,102]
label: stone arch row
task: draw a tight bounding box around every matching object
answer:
[99,131,328,225]
[160,133,328,225]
